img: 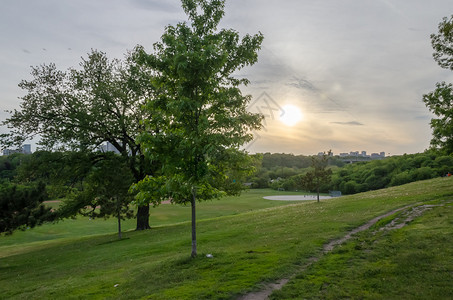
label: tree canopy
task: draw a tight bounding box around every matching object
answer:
[1,49,156,230]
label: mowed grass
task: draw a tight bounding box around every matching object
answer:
[0,189,308,249]
[1,178,453,299]
[271,197,453,299]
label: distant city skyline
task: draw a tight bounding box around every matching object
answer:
[2,143,32,156]
[1,143,390,159]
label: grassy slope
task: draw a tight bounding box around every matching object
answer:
[272,193,453,299]
[0,189,307,249]
[1,178,452,299]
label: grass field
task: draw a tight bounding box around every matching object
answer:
[271,202,453,299]
[1,178,453,299]
[0,189,309,249]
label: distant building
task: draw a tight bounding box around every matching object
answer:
[370,152,385,159]
[336,150,386,163]
[22,144,32,154]
[2,149,18,156]
[99,141,121,154]
[2,144,32,155]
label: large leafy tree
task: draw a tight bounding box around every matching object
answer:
[1,50,156,230]
[423,15,453,154]
[136,0,263,257]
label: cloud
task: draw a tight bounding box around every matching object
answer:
[131,0,178,12]
[286,76,317,92]
[330,121,365,126]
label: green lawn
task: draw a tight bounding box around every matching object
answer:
[0,188,309,249]
[1,179,452,299]
[272,197,453,299]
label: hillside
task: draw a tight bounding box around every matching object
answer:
[1,178,453,299]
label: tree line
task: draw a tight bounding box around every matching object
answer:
[249,151,453,195]
[248,152,342,189]
[331,151,453,194]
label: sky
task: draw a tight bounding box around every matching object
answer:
[1,0,452,156]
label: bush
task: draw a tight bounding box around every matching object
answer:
[389,171,412,186]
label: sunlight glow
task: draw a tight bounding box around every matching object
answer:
[279,104,303,126]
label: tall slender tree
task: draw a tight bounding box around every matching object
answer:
[136,0,263,257]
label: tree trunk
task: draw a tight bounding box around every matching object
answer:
[118,211,122,240]
[136,204,151,230]
[191,190,197,258]
[317,186,320,203]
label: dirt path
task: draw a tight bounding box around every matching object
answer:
[237,202,439,300]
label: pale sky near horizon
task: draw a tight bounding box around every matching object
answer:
[1,0,452,156]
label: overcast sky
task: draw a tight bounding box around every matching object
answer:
[1,0,452,155]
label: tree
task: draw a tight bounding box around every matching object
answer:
[14,150,136,237]
[423,15,453,154]
[300,151,332,202]
[60,154,135,239]
[1,49,157,230]
[136,0,263,257]
[0,182,57,235]
[0,153,24,183]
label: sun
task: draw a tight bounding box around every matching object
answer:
[280,104,303,126]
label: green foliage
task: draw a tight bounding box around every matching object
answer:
[423,15,453,154]
[261,153,311,169]
[1,48,158,229]
[0,182,56,235]
[137,0,263,199]
[249,153,342,188]
[62,154,134,217]
[423,82,453,154]
[13,150,136,236]
[431,15,453,71]
[331,151,453,194]
[0,153,24,183]
[73,155,135,239]
[130,175,166,207]
[15,151,93,199]
[251,151,453,195]
[299,151,333,202]
[1,49,153,160]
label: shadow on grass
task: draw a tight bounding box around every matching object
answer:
[97,237,131,245]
